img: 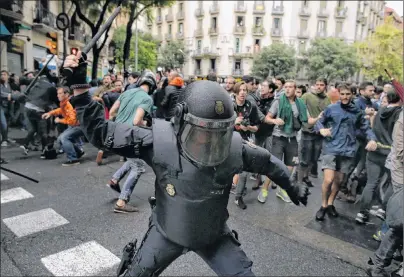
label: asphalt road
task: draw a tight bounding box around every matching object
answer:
[1,129,371,276]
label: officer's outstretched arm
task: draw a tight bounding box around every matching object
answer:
[241,141,309,206]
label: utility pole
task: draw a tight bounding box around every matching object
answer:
[135,7,138,72]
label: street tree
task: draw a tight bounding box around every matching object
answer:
[251,43,296,80]
[113,26,158,71]
[304,37,359,82]
[356,17,403,83]
[157,40,187,70]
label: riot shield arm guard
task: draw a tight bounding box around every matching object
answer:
[241,141,309,206]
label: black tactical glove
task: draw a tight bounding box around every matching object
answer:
[64,52,90,90]
[286,184,309,206]
[11,91,27,103]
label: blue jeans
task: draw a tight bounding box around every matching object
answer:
[0,108,8,141]
[112,158,145,202]
[59,126,84,161]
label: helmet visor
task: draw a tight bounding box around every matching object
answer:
[180,124,233,167]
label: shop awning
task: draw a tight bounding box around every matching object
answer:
[0,20,11,37]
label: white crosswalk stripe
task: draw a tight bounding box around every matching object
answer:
[1,187,34,204]
[2,208,69,237]
[1,173,9,181]
[41,241,121,276]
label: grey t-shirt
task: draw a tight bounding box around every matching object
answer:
[268,100,299,138]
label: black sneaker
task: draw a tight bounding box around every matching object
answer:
[62,160,80,166]
[114,203,139,213]
[235,196,247,210]
[20,145,29,155]
[327,205,339,217]
[316,206,327,221]
[77,150,85,159]
[303,177,314,187]
[106,180,121,193]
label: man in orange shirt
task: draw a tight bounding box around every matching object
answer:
[42,87,85,166]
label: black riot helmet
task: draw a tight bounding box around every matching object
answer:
[173,81,236,167]
[135,70,157,94]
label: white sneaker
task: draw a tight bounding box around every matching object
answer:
[1,141,8,147]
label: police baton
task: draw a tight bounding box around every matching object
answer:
[0,166,39,183]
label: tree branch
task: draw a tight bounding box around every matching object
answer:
[72,0,95,31]
[96,0,113,30]
[133,2,155,20]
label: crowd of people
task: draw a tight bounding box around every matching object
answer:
[0,62,402,277]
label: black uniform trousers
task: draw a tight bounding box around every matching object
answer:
[124,223,254,277]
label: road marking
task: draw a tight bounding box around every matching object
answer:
[2,208,69,237]
[1,187,34,204]
[41,241,121,276]
[1,173,9,181]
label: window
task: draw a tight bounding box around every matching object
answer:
[212,17,217,28]
[298,40,306,54]
[198,0,203,9]
[254,39,261,53]
[237,1,244,8]
[179,3,183,12]
[179,23,183,34]
[198,19,203,29]
[158,26,162,36]
[255,17,262,26]
[210,59,216,70]
[337,0,344,8]
[317,20,326,32]
[319,0,326,9]
[235,38,241,53]
[300,19,308,30]
[197,40,202,50]
[273,18,281,29]
[303,0,309,7]
[168,24,172,34]
[158,8,161,16]
[336,21,343,34]
[196,59,201,69]
[274,1,282,8]
[235,60,241,70]
[237,16,244,26]
[211,38,217,49]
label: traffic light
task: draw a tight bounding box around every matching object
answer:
[71,47,78,55]
[46,32,58,55]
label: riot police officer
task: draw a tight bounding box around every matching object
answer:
[64,51,309,277]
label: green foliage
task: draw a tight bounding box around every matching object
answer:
[355,17,404,83]
[251,43,296,80]
[304,37,359,82]
[157,40,187,69]
[112,26,158,71]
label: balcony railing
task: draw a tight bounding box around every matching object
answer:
[234,25,245,35]
[317,8,329,18]
[177,11,185,20]
[195,8,204,17]
[194,29,203,37]
[203,47,220,57]
[165,14,173,22]
[335,7,347,19]
[272,5,284,15]
[316,30,327,38]
[165,33,172,41]
[270,28,282,37]
[210,4,219,14]
[232,69,244,76]
[252,26,265,36]
[209,27,218,35]
[194,69,202,75]
[253,3,265,14]
[176,32,184,40]
[299,6,311,17]
[0,0,24,21]
[156,15,163,24]
[297,29,309,39]
[193,49,203,57]
[33,5,57,29]
[335,32,345,39]
[234,2,247,13]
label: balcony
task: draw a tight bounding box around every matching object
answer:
[194,29,203,38]
[32,5,57,33]
[335,32,345,39]
[147,20,153,26]
[156,15,163,24]
[0,0,23,21]
[177,11,185,20]
[232,69,244,76]
[195,8,204,17]
[316,30,327,38]
[176,32,184,40]
[165,33,172,41]
[194,68,202,76]
[335,7,348,19]
[234,25,245,35]
[69,28,86,48]
[299,6,311,17]
[192,49,203,58]
[203,47,220,58]
[253,2,265,14]
[270,28,283,37]
[317,8,329,18]
[165,14,173,22]
[209,27,218,36]
[252,26,265,36]
[297,29,309,39]
[234,3,247,13]
[210,4,219,14]
[272,5,284,15]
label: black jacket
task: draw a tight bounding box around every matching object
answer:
[26,75,57,112]
[161,85,183,120]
